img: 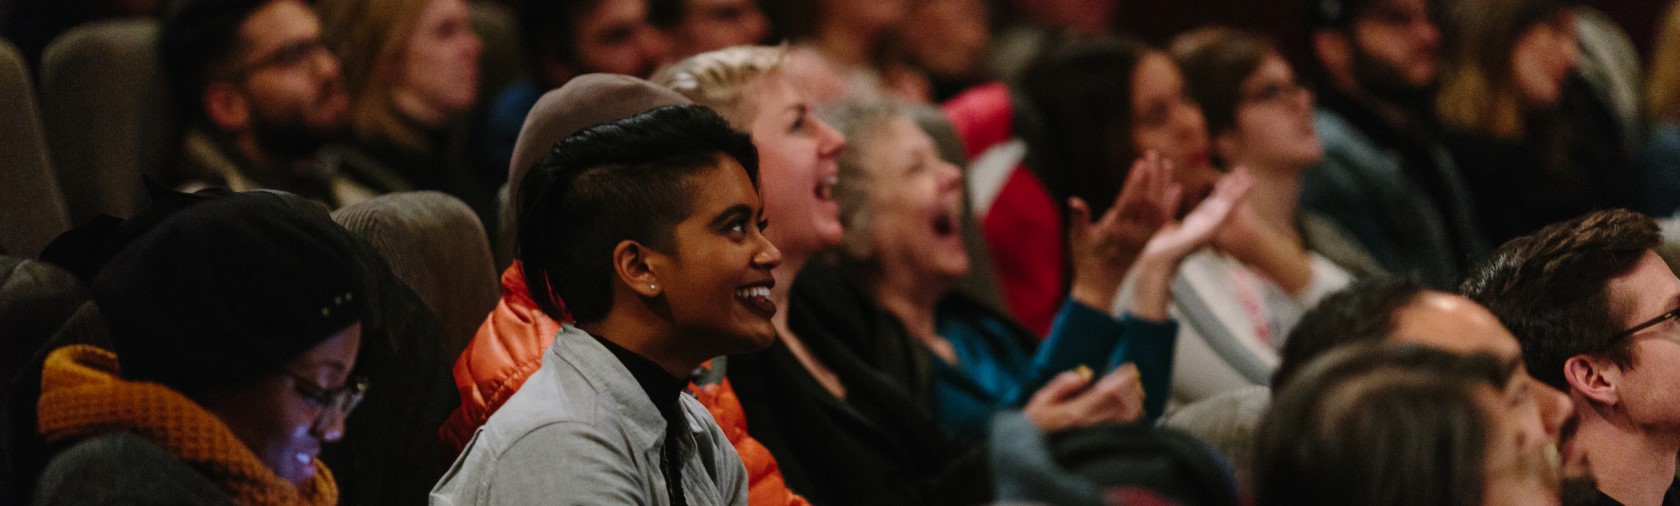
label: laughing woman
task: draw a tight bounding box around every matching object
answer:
[809,98,1251,441]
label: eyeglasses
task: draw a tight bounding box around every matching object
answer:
[230,37,334,80]
[1612,306,1680,340]
[1241,80,1309,105]
[282,370,369,433]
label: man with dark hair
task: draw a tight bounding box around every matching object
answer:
[1256,344,1561,505]
[478,0,670,186]
[432,103,772,505]
[1299,0,1485,287]
[157,0,370,208]
[1463,208,1680,506]
[1165,275,1575,488]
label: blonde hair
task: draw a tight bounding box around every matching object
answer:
[652,45,788,128]
[1649,1,1680,122]
[1435,0,1568,140]
[318,0,433,152]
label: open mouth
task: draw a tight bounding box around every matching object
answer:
[932,212,957,237]
[816,174,838,202]
[735,283,776,317]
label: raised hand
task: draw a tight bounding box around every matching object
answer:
[1124,168,1252,320]
[1139,167,1252,263]
[1023,364,1147,432]
[1067,152,1183,311]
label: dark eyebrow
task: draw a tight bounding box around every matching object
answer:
[709,204,754,228]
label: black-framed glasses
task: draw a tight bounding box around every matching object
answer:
[1612,306,1680,340]
[283,371,369,432]
[228,37,333,81]
[1241,80,1309,105]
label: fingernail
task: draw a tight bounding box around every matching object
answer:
[1073,365,1093,382]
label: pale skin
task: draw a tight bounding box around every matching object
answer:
[872,149,1250,431]
[1562,251,1680,506]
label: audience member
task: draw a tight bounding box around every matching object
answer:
[431,104,768,504]
[441,73,806,506]
[985,0,1119,82]
[1438,0,1637,245]
[1164,275,1580,491]
[1642,0,1680,216]
[661,48,986,506]
[476,0,668,189]
[1024,37,1345,404]
[32,191,365,505]
[1300,0,1486,286]
[773,0,929,102]
[1172,26,1386,278]
[1463,209,1680,505]
[157,0,373,208]
[647,0,770,60]
[824,94,1254,439]
[887,0,991,101]
[1255,344,1566,506]
[317,0,494,222]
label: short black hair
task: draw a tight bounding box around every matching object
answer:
[1461,209,1661,390]
[1273,276,1429,390]
[517,104,758,324]
[1255,343,1515,506]
[158,0,271,122]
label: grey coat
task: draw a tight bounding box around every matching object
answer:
[430,324,748,506]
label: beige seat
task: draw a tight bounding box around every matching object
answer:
[38,19,177,224]
[0,39,71,258]
[332,191,500,358]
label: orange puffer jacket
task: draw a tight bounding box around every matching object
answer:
[440,263,807,506]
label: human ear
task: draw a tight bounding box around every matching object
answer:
[203,82,251,131]
[612,240,663,298]
[1563,354,1619,406]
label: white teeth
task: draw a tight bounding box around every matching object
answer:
[735,286,770,299]
[296,453,311,464]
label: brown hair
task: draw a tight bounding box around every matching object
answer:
[1434,0,1569,140]
[1460,209,1661,390]
[1170,26,1277,139]
[318,0,434,151]
[1648,1,1680,122]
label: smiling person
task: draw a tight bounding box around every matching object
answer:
[431,104,772,505]
[1024,37,1350,404]
[817,95,1250,442]
[1437,0,1638,246]
[32,192,366,505]
[317,0,493,222]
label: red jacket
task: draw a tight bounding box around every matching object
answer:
[441,262,808,506]
[943,83,1066,338]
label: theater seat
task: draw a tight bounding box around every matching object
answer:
[38,19,178,224]
[332,191,500,359]
[0,39,70,258]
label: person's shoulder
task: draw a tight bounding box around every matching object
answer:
[34,433,234,506]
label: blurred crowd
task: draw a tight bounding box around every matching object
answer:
[4,0,1680,504]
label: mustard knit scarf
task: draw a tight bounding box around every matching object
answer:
[37,345,338,506]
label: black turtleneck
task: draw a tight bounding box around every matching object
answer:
[592,335,688,506]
